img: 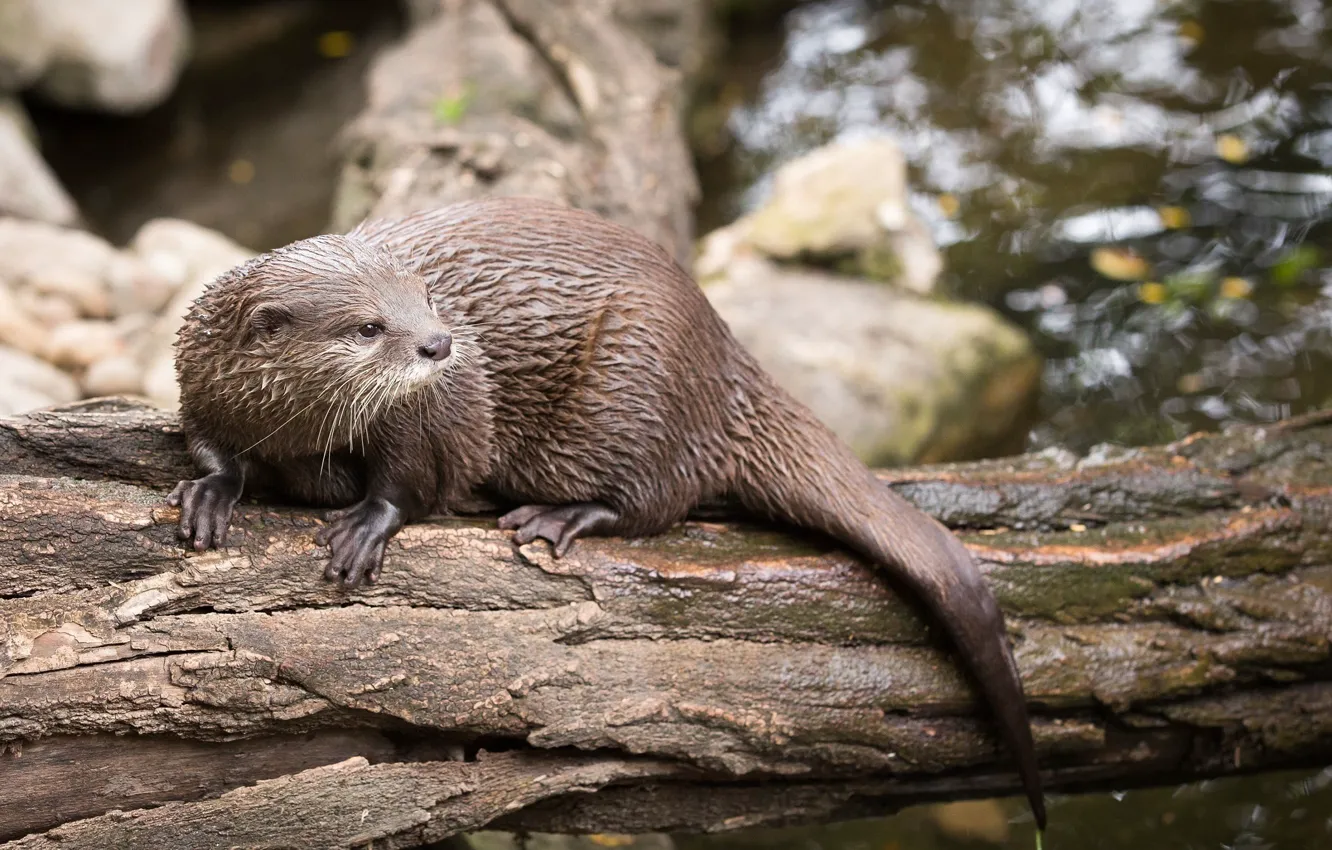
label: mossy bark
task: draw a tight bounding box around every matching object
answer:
[1,399,1331,847]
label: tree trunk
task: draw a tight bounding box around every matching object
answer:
[1,398,1330,847]
[330,0,699,268]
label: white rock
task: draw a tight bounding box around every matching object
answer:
[13,288,79,326]
[83,354,145,397]
[0,282,47,356]
[106,253,174,316]
[0,0,50,89]
[0,217,118,316]
[129,218,253,409]
[0,97,79,226]
[141,353,179,409]
[130,217,253,290]
[29,0,191,114]
[45,319,123,370]
[0,344,80,417]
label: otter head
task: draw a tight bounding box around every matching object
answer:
[178,233,476,457]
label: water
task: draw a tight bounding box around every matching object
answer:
[703,0,1332,454]
[678,766,1332,849]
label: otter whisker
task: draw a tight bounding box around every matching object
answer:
[234,392,325,458]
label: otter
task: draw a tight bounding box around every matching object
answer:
[168,196,1045,828]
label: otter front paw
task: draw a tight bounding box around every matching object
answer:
[168,473,243,551]
[315,498,406,587]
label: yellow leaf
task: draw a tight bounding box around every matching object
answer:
[1157,206,1191,229]
[1091,246,1151,281]
[1178,20,1205,44]
[937,193,960,218]
[318,31,354,59]
[1177,373,1206,393]
[1069,523,1087,533]
[1216,134,1249,164]
[1219,276,1252,298]
[228,159,255,185]
[587,836,634,847]
[1138,282,1168,304]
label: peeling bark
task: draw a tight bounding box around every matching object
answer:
[1,400,1331,847]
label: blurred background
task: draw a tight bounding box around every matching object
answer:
[2,0,1331,846]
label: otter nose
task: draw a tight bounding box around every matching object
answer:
[418,333,452,361]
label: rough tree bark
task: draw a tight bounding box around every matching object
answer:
[1,398,1330,848]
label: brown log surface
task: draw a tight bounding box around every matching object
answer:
[1,399,1331,847]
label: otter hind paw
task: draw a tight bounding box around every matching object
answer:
[497,502,620,557]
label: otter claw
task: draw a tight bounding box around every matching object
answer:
[498,502,620,558]
[316,497,405,588]
[168,473,242,551]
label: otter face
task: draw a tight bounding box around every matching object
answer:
[245,256,465,399]
[186,233,478,456]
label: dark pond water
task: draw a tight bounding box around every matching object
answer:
[680,766,1332,849]
[701,0,1332,455]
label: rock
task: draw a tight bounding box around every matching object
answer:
[130,217,255,290]
[0,0,49,88]
[0,97,79,225]
[13,287,79,326]
[0,344,80,417]
[106,253,174,316]
[82,354,145,397]
[704,255,1040,465]
[700,137,942,294]
[128,218,253,409]
[141,354,179,409]
[0,217,117,317]
[0,215,246,412]
[45,319,123,370]
[28,0,191,114]
[0,282,47,356]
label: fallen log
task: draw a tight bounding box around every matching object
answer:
[1,399,1331,847]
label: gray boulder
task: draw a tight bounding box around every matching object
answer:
[703,256,1038,466]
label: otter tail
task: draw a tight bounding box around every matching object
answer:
[730,380,1046,829]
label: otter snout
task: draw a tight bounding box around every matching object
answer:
[418,332,453,361]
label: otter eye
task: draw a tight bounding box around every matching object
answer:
[358,323,383,339]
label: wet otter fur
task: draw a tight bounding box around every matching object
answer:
[169,196,1046,828]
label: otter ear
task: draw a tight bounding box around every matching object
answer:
[250,303,292,337]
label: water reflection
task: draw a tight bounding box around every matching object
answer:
[715,0,1332,452]
[675,766,1332,849]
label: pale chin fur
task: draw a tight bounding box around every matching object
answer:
[402,354,453,392]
